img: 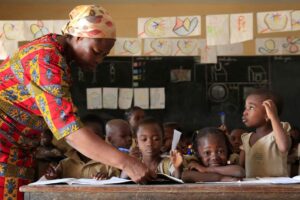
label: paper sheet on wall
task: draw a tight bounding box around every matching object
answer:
[134,88,149,109]
[206,14,230,46]
[0,39,18,60]
[143,38,173,56]
[138,16,200,38]
[150,88,165,109]
[172,39,200,56]
[291,10,300,31]
[114,38,142,56]
[86,88,102,109]
[282,36,300,55]
[230,13,253,43]
[199,39,217,64]
[257,10,292,33]
[103,87,118,109]
[217,43,244,55]
[255,38,284,55]
[24,20,53,40]
[171,130,182,151]
[53,20,68,34]
[118,88,133,109]
[0,21,25,41]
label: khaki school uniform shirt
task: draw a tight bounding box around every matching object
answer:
[241,122,291,178]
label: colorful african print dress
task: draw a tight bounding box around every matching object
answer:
[0,34,82,200]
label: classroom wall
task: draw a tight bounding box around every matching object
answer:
[1,1,300,55]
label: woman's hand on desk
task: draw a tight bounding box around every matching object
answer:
[44,163,61,180]
[122,156,156,184]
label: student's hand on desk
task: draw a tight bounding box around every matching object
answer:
[93,172,108,180]
[187,161,207,173]
[170,150,183,169]
[45,163,60,180]
[122,156,156,184]
[220,176,240,182]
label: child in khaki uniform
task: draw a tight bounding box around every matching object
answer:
[240,89,291,178]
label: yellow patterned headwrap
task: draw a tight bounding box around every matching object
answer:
[62,5,116,39]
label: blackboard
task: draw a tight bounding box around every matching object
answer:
[70,55,300,133]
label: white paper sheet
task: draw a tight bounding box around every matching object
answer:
[150,88,165,109]
[143,38,173,56]
[0,39,18,59]
[291,10,300,31]
[206,14,230,46]
[53,20,69,34]
[138,16,200,38]
[256,38,284,55]
[102,87,118,109]
[217,43,244,56]
[134,88,149,109]
[0,21,25,41]
[86,88,102,109]
[24,20,53,40]
[171,129,182,151]
[118,88,133,109]
[230,13,253,43]
[114,38,142,56]
[199,39,217,64]
[172,39,200,56]
[257,10,292,33]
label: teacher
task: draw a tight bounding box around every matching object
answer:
[0,5,153,200]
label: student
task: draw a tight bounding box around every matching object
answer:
[81,114,106,139]
[288,127,300,177]
[125,106,145,137]
[182,127,245,182]
[240,89,291,178]
[122,118,183,179]
[161,122,182,154]
[106,119,132,153]
[228,128,245,165]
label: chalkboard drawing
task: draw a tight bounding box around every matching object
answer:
[143,38,173,56]
[118,88,133,110]
[248,66,267,83]
[86,88,102,109]
[256,38,284,55]
[173,39,199,56]
[172,16,200,37]
[230,13,253,43]
[282,36,300,55]
[114,38,142,56]
[257,11,292,33]
[217,43,244,56]
[199,39,217,64]
[138,16,200,38]
[150,88,165,109]
[24,20,53,40]
[103,87,118,109]
[1,21,25,41]
[206,14,230,46]
[134,88,149,109]
[170,69,191,82]
[291,10,300,31]
[208,83,229,102]
[211,63,228,82]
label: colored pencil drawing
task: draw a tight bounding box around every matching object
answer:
[230,13,253,43]
[144,38,173,56]
[1,21,25,41]
[256,38,283,55]
[114,38,141,56]
[206,15,230,46]
[172,16,200,36]
[257,11,292,33]
[291,10,300,31]
[24,20,53,40]
[174,39,199,56]
[282,36,300,54]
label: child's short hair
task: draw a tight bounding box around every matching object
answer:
[124,106,144,120]
[81,113,105,135]
[247,88,283,115]
[136,117,164,137]
[193,127,233,158]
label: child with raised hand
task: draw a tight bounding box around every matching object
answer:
[182,127,245,182]
[240,89,291,178]
[122,118,183,179]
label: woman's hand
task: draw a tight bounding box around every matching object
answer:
[45,163,60,180]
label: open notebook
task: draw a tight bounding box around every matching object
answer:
[29,173,183,186]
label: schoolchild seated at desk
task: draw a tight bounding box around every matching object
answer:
[122,118,183,179]
[182,127,245,182]
[228,128,246,165]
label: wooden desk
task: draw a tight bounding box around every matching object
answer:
[20,183,300,200]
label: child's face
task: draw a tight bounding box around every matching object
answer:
[197,135,228,167]
[243,95,267,127]
[137,124,163,157]
[109,127,132,149]
[129,110,145,131]
[229,129,243,153]
[161,127,173,153]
